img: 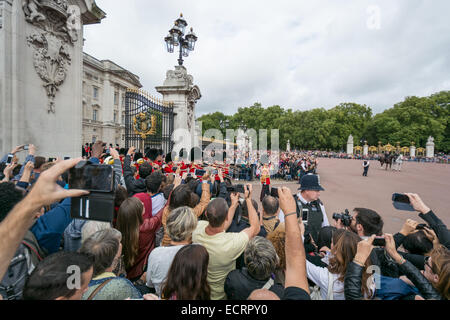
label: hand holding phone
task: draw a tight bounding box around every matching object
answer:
[392,193,415,212]
[6,154,14,165]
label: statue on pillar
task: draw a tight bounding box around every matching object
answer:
[426,136,435,158]
[347,135,354,155]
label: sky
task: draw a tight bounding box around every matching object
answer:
[83,0,450,117]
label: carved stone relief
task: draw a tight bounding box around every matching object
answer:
[22,0,78,113]
[166,65,193,87]
[187,86,201,132]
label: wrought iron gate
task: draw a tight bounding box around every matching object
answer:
[125,89,174,154]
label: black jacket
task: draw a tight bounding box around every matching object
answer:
[344,260,442,300]
[123,155,147,196]
[419,210,450,249]
[225,268,284,300]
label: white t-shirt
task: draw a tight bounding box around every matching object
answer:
[146,245,185,297]
[192,221,249,300]
[151,193,167,216]
[306,260,345,300]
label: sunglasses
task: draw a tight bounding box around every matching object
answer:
[424,256,434,271]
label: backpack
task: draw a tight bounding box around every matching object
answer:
[0,231,46,300]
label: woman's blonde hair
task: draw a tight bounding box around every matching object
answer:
[166,206,197,243]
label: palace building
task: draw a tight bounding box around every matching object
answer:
[82,52,142,146]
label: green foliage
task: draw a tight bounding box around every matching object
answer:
[196,91,450,152]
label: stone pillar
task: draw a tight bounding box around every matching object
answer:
[363,141,368,157]
[346,135,354,155]
[156,65,201,154]
[0,0,105,159]
[426,136,435,158]
[410,142,416,158]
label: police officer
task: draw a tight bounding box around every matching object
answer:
[293,174,330,250]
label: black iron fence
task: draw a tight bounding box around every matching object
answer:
[125,89,174,154]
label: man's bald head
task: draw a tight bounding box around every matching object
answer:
[248,289,280,300]
[206,198,229,228]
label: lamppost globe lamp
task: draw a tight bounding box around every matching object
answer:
[164,34,174,53]
[175,13,188,34]
[169,22,182,43]
[165,13,198,66]
[186,27,198,51]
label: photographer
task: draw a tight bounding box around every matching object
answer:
[192,185,260,300]
[405,193,450,249]
[123,146,153,196]
[0,159,88,283]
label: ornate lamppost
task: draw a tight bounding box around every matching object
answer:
[164,13,198,66]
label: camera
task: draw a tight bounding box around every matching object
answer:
[69,161,115,222]
[270,187,279,198]
[372,237,386,247]
[227,184,246,193]
[416,224,428,230]
[332,209,352,227]
[194,169,206,177]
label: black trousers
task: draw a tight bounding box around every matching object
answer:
[260,184,270,202]
[363,167,369,176]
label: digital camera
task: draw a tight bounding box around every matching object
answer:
[332,209,352,227]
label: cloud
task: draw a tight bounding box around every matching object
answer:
[83,0,450,116]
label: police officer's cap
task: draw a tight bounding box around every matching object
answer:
[299,174,325,191]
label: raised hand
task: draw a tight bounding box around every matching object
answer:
[230,192,239,207]
[109,147,120,160]
[10,145,25,155]
[354,234,375,265]
[26,158,89,208]
[405,193,430,214]
[400,219,419,236]
[278,187,296,215]
[127,146,136,156]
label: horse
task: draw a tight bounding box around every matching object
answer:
[379,154,394,170]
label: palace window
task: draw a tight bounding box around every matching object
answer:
[93,109,98,121]
[114,92,119,105]
[93,87,99,99]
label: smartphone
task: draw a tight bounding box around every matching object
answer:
[194,169,206,177]
[392,193,415,212]
[48,157,56,162]
[213,169,218,175]
[235,184,245,193]
[6,154,14,165]
[372,237,386,247]
[302,208,309,222]
[64,157,70,160]
[270,187,279,198]
[23,145,29,151]
[392,193,410,203]
[69,164,114,192]
[172,167,178,172]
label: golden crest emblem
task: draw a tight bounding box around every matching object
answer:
[133,112,157,139]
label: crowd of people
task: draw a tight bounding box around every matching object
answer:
[0,142,448,301]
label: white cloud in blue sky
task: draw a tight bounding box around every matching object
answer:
[83,0,450,116]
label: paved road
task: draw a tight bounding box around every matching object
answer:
[247,158,450,234]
